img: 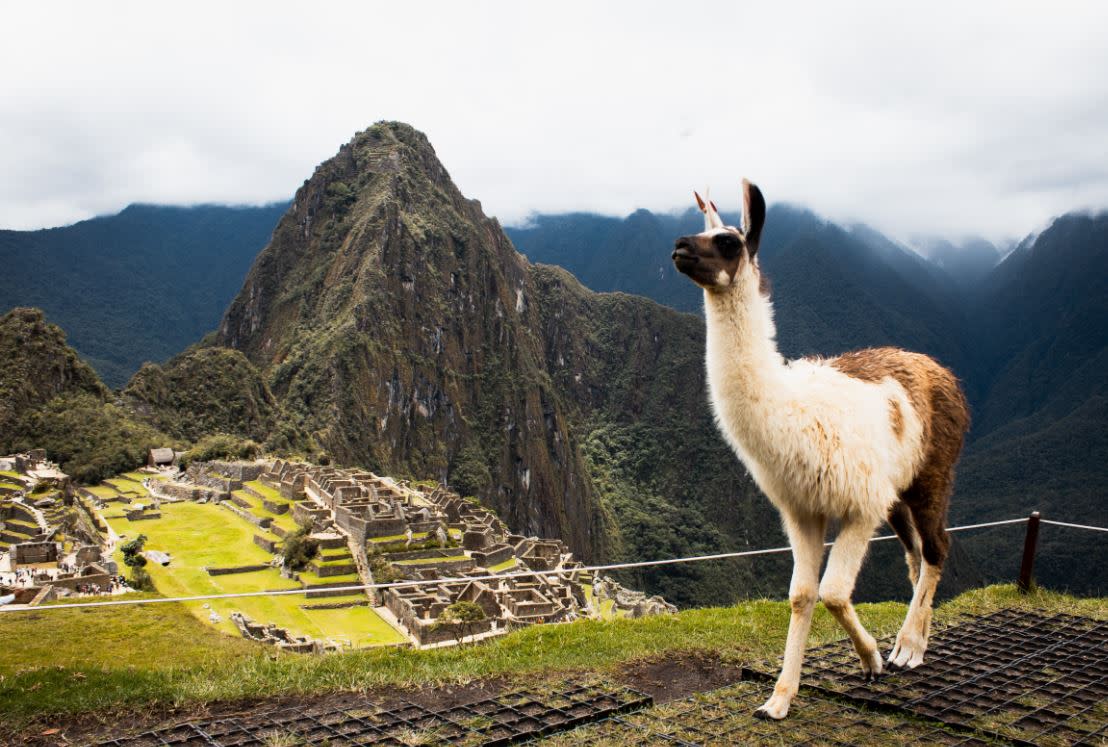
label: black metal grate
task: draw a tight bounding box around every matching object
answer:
[746,608,1108,746]
[537,681,991,746]
[93,681,651,747]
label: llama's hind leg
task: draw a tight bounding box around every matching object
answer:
[819,514,883,680]
[757,512,826,720]
[887,500,922,588]
[889,504,948,669]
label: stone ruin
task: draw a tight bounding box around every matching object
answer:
[99,456,677,649]
[591,575,678,618]
[230,611,338,653]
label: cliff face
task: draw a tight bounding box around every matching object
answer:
[218,123,607,558]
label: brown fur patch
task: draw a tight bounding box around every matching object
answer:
[831,347,970,566]
[889,397,904,439]
[758,268,772,298]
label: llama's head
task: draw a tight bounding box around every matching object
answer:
[672,180,766,291]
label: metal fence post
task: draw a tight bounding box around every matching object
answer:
[1018,511,1041,594]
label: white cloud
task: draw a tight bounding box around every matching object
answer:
[2,0,1107,240]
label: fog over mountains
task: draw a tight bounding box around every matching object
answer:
[1,124,1104,602]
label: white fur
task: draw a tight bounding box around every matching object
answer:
[704,263,925,525]
[702,260,928,719]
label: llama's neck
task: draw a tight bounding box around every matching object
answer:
[703,266,787,417]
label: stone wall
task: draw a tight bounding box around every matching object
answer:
[13,541,58,565]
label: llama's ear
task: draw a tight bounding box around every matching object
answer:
[694,190,723,231]
[742,179,766,256]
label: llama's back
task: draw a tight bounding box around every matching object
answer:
[828,347,970,479]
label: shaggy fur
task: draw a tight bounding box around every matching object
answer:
[672,181,970,719]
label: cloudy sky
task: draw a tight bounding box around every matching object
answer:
[3,1,1107,241]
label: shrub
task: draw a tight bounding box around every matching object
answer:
[180,434,260,468]
[280,525,319,572]
[448,446,491,499]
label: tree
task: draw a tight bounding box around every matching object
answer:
[120,534,153,590]
[280,525,319,572]
[434,600,487,644]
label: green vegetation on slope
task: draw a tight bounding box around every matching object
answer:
[7,392,175,484]
[124,346,303,451]
[0,307,106,436]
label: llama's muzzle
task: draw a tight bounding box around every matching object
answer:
[672,237,698,266]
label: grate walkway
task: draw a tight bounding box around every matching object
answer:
[94,681,651,747]
[537,680,991,746]
[745,608,1108,746]
[93,609,1106,746]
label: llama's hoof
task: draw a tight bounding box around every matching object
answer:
[888,636,927,669]
[754,694,791,720]
[860,649,884,681]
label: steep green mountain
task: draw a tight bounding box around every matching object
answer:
[0,307,107,435]
[123,346,302,450]
[0,308,173,483]
[214,123,786,602]
[217,123,612,561]
[0,203,288,387]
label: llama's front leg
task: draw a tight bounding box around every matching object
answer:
[756,513,826,720]
[819,515,883,680]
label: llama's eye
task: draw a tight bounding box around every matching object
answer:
[714,233,742,257]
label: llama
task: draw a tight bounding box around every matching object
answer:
[672,181,969,720]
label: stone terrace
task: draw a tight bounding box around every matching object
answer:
[251,460,615,646]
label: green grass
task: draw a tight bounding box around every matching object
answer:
[298,569,361,586]
[392,555,468,566]
[86,485,122,499]
[102,500,402,649]
[124,471,166,482]
[231,489,298,532]
[369,528,463,543]
[244,479,283,502]
[0,469,22,479]
[0,481,24,491]
[1,585,1097,735]
[488,557,519,572]
[104,478,148,497]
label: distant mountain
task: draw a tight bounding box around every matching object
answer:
[0,202,288,387]
[510,206,975,377]
[912,236,1001,290]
